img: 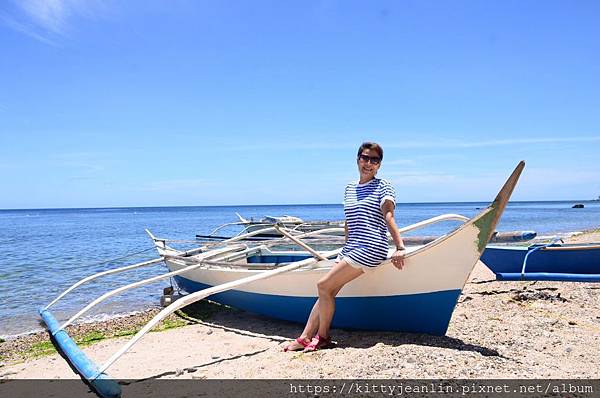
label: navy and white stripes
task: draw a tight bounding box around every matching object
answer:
[341,178,395,267]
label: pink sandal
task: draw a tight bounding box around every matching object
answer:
[303,335,332,352]
[283,337,310,352]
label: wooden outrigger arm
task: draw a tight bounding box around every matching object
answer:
[94,246,342,378]
[43,257,165,311]
[56,244,267,332]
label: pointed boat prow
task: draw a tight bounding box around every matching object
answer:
[473,161,525,253]
[488,161,525,238]
[235,212,249,223]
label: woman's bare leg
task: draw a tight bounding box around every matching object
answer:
[285,264,357,351]
[300,281,345,339]
[300,299,320,340]
[316,261,363,338]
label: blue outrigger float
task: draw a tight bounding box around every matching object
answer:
[481,240,600,282]
[39,162,525,398]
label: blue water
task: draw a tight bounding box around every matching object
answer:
[1,201,599,337]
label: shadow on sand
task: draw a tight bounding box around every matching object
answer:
[123,299,506,383]
[176,300,504,357]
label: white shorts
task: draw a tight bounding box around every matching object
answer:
[335,254,379,273]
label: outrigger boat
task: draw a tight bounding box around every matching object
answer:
[481,240,600,282]
[197,213,345,239]
[39,162,524,398]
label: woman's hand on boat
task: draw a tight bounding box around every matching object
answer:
[391,249,405,270]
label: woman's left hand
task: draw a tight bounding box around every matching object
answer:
[391,249,405,270]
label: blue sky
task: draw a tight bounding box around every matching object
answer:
[1,0,599,209]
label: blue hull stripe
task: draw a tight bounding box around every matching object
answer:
[497,272,600,282]
[174,276,461,335]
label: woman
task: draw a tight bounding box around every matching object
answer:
[284,142,406,352]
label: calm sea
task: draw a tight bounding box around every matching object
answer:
[1,201,599,337]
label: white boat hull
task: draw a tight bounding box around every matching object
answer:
[165,219,483,335]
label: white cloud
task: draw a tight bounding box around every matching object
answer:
[226,142,354,152]
[386,136,600,149]
[522,167,600,185]
[1,0,107,44]
[0,12,58,45]
[383,159,416,166]
[51,152,109,176]
[384,164,600,202]
[19,0,69,34]
[223,135,600,153]
[386,170,458,185]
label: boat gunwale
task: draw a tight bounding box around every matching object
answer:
[167,208,491,270]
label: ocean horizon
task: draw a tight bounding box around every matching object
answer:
[1,200,599,338]
[2,198,599,212]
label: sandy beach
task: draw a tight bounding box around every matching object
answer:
[1,230,599,386]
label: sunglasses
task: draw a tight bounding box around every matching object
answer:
[358,154,381,165]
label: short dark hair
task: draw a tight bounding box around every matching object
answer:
[357,142,383,161]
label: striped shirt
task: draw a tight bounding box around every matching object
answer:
[341,178,396,267]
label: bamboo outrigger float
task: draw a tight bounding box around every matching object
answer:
[39,162,525,398]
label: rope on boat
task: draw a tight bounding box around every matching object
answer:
[78,246,158,268]
[175,316,288,342]
[57,256,221,331]
[44,256,166,311]
[44,244,166,311]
